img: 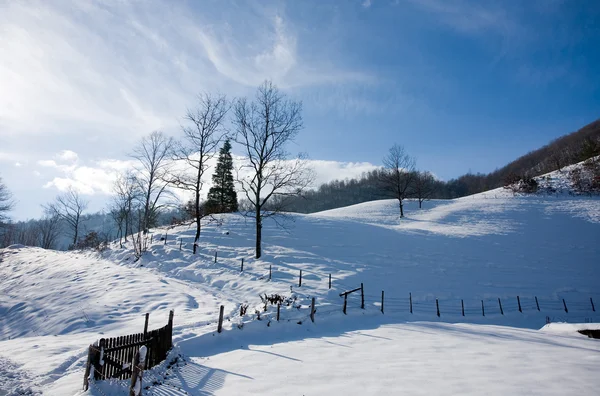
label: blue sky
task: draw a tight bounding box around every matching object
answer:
[1,0,599,220]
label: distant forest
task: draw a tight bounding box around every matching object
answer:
[273,119,600,213]
[1,118,599,250]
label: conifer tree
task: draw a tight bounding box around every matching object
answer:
[206,139,238,213]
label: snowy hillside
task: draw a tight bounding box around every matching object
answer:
[1,184,599,394]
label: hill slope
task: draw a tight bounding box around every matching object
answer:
[1,172,599,394]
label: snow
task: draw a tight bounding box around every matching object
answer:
[174,320,600,396]
[1,162,599,395]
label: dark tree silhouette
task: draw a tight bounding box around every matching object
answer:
[380,144,416,217]
[233,80,313,259]
[206,139,238,214]
[44,187,89,247]
[131,131,173,233]
[0,175,14,225]
[411,171,436,208]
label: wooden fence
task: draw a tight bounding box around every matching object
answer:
[83,310,174,390]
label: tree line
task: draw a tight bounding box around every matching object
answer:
[1,108,598,253]
[0,81,311,259]
[268,119,600,214]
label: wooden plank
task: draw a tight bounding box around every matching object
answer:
[113,337,120,379]
[98,339,106,380]
[104,338,110,379]
[83,346,92,390]
[339,287,361,297]
[117,336,123,378]
[120,336,127,379]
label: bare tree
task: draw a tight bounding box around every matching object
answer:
[37,211,62,249]
[0,175,15,225]
[233,80,313,259]
[380,144,416,217]
[171,93,229,254]
[45,187,89,247]
[411,171,436,209]
[111,171,142,244]
[131,131,174,233]
[15,221,39,247]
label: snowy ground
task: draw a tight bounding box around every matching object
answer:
[167,320,600,396]
[1,167,599,395]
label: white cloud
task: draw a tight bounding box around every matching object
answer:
[405,0,520,37]
[56,150,79,163]
[308,160,379,186]
[0,0,371,145]
[14,162,22,167]
[37,150,378,202]
[362,0,373,8]
[38,160,58,168]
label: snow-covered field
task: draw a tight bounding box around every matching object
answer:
[1,168,599,395]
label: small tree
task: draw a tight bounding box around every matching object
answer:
[0,175,15,225]
[233,80,313,259]
[206,139,238,214]
[45,187,89,248]
[111,172,142,244]
[37,211,61,250]
[131,131,174,233]
[380,144,416,217]
[411,171,436,209]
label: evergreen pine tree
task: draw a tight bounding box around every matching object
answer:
[206,139,238,213]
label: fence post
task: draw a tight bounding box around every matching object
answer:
[481,300,485,317]
[168,310,174,348]
[409,292,413,314]
[179,239,182,250]
[217,305,225,333]
[299,270,302,287]
[381,291,385,314]
[562,299,568,313]
[461,300,465,316]
[436,298,440,317]
[361,283,365,309]
[277,303,281,321]
[517,296,522,313]
[343,294,347,315]
[83,346,92,390]
[129,347,146,396]
[535,296,540,311]
[143,313,149,339]
[310,298,316,323]
[269,265,272,281]
[94,339,105,380]
[164,231,167,245]
[591,297,596,312]
[214,251,217,263]
[329,274,332,290]
[241,258,244,272]
[498,298,504,315]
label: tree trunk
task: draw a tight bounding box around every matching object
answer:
[255,218,262,259]
[398,200,404,217]
[193,184,201,254]
[419,200,422,209]
[255,203,262,259]
[73,215,79,246]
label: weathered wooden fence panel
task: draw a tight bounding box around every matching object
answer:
[83,310,174,390]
